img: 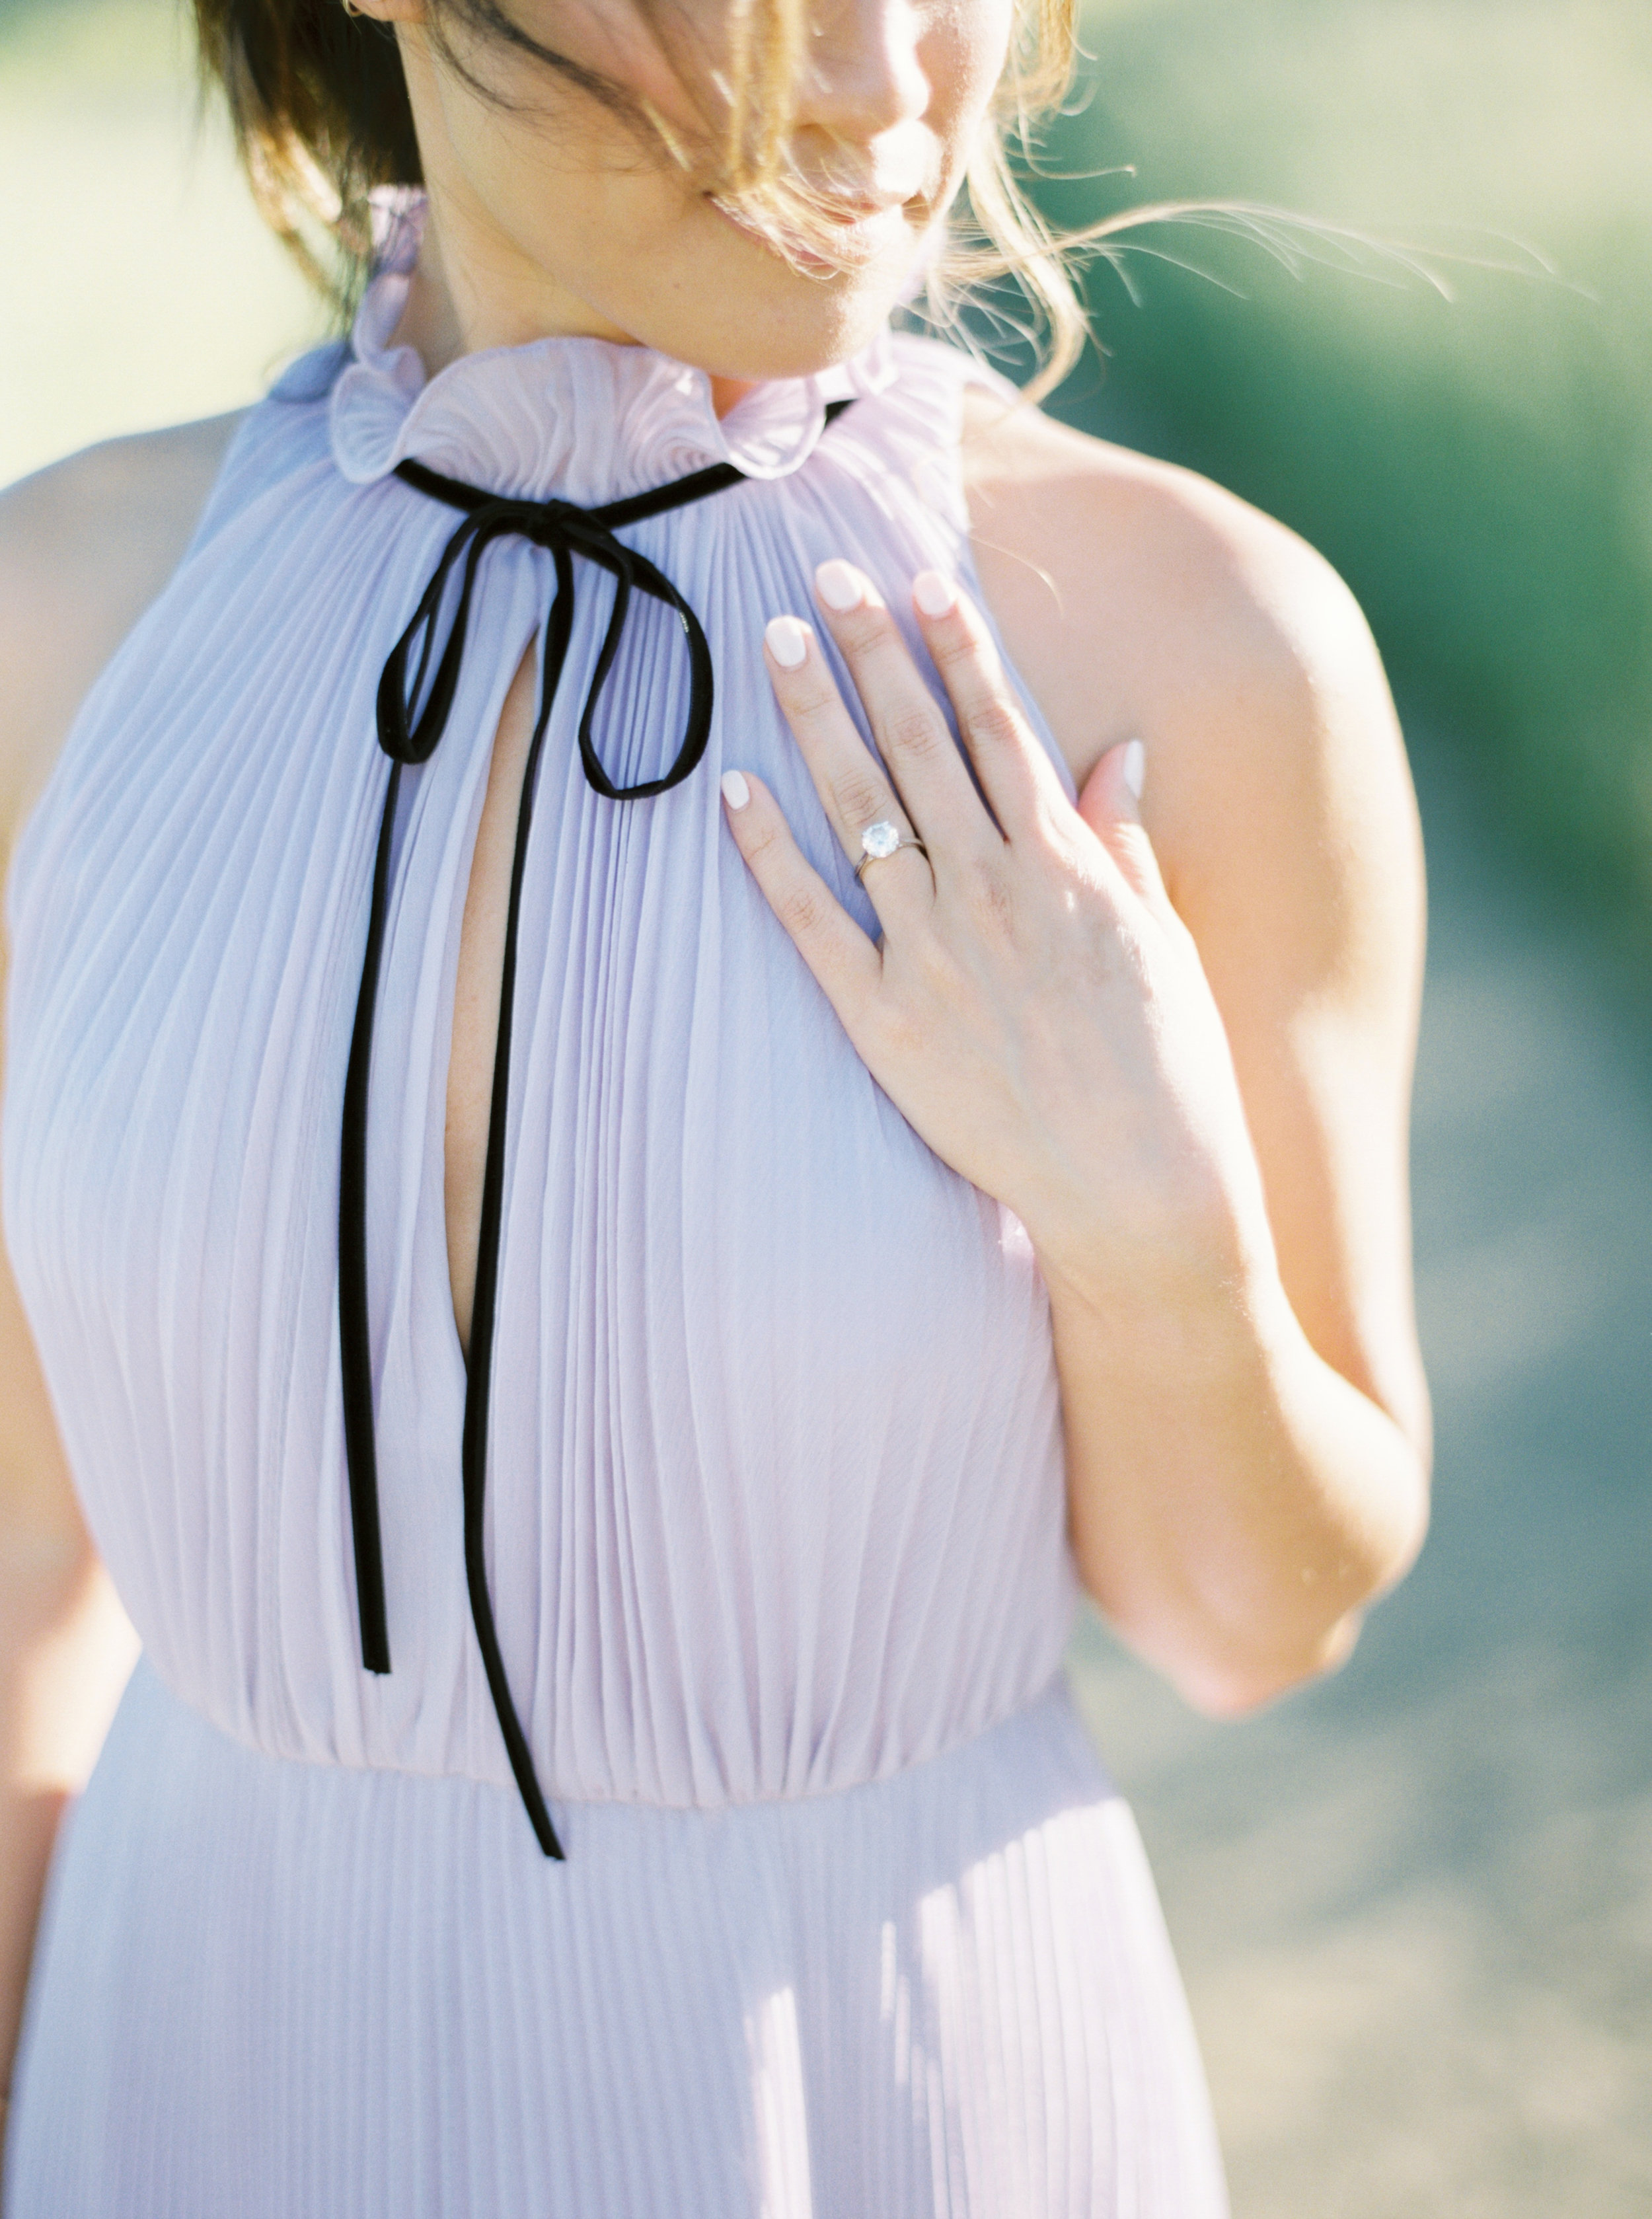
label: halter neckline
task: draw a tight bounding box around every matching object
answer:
[326,192,898,508]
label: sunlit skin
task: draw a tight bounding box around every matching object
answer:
[0,0,1433,2113]
[379,0,1009,384]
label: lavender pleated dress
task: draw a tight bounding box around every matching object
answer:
[1,228,1228,2214]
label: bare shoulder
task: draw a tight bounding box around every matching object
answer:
[964,389,1430,1452]
[0,413,244,844]
[961,387,1421,953]
[961,388,1395,806]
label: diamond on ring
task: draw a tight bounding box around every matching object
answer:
[854,819,929,884]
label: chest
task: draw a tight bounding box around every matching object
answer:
[9,469,1042,1402]
[1,369,1081,1795]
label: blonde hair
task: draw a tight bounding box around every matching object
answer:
[692,0,1091,398]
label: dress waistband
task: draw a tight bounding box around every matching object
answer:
[127,1656,1106,1826]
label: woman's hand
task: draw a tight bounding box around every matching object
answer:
[724,552,1429,1710]
[720,558,1275,1308]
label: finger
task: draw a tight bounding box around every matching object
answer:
[763,615,934,925]
[811,559,998,860]
[1076,737,1174,912]
[909,570,1071,839]
[719,767,883,1027]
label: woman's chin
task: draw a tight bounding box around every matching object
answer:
[667,260,913,384]
[723,296,900,381]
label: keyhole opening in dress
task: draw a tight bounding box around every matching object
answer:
[446,644,539,1358]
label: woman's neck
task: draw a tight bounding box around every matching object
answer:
[389,210,756,422]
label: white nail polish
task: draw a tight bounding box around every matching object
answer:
[913,570,956,619]
[765,616,808,669]
[815,560,863,613]
[720,769,751,810]
[1123,738,1146,800]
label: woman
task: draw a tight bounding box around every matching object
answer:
[0,0,1430,2208]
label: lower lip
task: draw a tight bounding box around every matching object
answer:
[710,197,912,274]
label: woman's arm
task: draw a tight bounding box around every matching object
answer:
[963,400,1431,1709]
[0,1195,136,2092]
[0,419,243,2095]
[720,409,1430,1718]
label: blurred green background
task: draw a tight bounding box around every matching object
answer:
[1030,0,1652,926]
[5,2,1651,2213]
[0,0,322,468]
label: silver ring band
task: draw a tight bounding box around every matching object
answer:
[854,819,929,882]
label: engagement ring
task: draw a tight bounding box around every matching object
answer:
[854,819,928,881]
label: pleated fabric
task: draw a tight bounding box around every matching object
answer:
[11,1662,1224,2218]
[2,199,1228,2213]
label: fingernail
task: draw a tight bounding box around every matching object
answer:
[765,616,808,669]
[913,570,956,619]
[1123,738,1145,800]
[720,769,751,810]
[815,559,864,613]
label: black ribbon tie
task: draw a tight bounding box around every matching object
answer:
[338,402,855,1858]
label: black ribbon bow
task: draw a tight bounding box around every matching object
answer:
[338,402,854,1858]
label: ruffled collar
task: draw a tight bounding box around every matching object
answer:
[328,192,897,508]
